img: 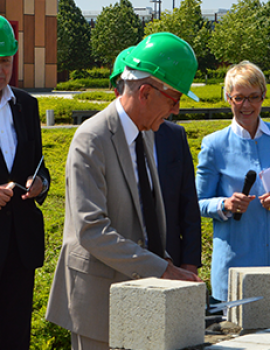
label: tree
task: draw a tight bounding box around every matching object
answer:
[144,0,215,71]
[91,0,144,70]
[57,0,92,73]
[255,1,270,70]
[208,0,267,67]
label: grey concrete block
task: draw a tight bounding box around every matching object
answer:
[228,267,270,329]
[110,277,205,350]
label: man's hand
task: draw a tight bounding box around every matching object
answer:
[161,263,202,282]
[21,176,43,200]
[180,264,198,275]
[0,183,13,209]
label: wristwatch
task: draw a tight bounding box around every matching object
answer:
[221,200,226,212]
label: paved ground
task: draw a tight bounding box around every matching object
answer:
[204,328,270,349]
[31,91,82,99]
[180,322,270,350]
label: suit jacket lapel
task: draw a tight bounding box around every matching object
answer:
[0,99,23,177]
[0,148,8,175]
[8,99,27,176]
[108,110,143,229]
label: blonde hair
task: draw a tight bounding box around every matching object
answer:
[225,61,266,95]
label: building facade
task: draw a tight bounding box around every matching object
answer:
[0,0,57,89]
[83,7,154,27]
[83,7,228,27]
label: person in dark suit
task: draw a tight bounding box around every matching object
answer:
[0,16,50,349]
[155,121,201,272]
[111,47,202,274]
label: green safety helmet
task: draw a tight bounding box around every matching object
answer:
[0,16,18,57]
[123,32,199,101]
[110,46,135,87]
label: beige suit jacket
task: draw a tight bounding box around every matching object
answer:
[46,100,168,343]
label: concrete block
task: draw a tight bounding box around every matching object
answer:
[110,277,206,350]
[228,267,270,329]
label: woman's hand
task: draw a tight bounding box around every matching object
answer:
[223,192,255,214]
[259,193,270,211]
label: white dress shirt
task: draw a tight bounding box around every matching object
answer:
[116,97,153,185]
[0,85,17,173]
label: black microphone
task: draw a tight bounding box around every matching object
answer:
[233,170,256,221]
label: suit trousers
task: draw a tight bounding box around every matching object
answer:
[0,226,35,350]
[71,333,109,350]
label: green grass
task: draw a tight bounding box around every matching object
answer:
[31,121,226,348]
[32,88,270,347]
[37,84,270,125]
[31,128,76,349]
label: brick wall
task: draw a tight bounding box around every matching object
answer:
[0,0,57,89]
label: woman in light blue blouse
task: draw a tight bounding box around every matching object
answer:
[196,61,270,302]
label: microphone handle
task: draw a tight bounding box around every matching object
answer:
[234,211,242,221]
[233,181,254,221]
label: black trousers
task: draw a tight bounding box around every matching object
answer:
[0,229,35,350]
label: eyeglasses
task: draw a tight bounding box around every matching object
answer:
[139,83,180,107]
[228,93,265,105]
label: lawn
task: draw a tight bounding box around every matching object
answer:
[30,89,270,348]
[30,119,231,348]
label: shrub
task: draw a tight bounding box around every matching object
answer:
[70,67,110,80]
[38,97,109,124]
[55,78,110,91]
[55,81,85,91]
[73,91,115,102]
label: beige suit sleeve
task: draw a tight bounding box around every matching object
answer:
[65,123,168,280]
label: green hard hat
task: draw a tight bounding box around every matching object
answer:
[110,46,135,87]
[0,16,18,57]
[123,32,199,101]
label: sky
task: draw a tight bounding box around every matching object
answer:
[74,0,236,12]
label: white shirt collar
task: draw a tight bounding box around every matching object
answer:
[0,85,16,109]
[116,97,139,145]
[231,117,270,139]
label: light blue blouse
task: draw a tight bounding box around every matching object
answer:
[196,121,270,301]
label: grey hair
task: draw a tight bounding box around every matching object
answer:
[124,77,155,95]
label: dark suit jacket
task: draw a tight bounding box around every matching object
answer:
[155,120,201,267]
[0,87,50,271]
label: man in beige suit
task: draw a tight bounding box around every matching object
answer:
[46,33,201,350]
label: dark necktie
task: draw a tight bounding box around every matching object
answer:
[135,132,164,258]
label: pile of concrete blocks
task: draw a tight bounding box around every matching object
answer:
[110,277,206,350]
[228,267,270,329]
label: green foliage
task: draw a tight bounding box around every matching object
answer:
[55,78,110,91]
[91,0,144,67]
[55,80,85,92]
[30,128,77,349]
[38,83,270,124]
[57,0,92,73]
[30,116,270,345]
[70,67,110,80]
[144,0,216,71]
[38,97,109,124]
[72,91,116,102]
[209,0,267,67]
